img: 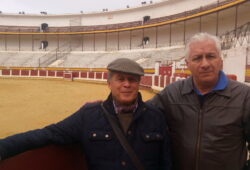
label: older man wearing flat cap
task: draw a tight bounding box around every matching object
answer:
[0,58,172,170]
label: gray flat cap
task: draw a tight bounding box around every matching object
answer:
[107,58,144,76]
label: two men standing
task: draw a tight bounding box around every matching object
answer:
[1,32,250,170]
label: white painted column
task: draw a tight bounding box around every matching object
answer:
[158,75,161,88]
[94,72,97,80]
[154,61,161,75]
[170,62,176,83]
[164,75,167,87]
[102,72,104,80]
[152,75,155,87]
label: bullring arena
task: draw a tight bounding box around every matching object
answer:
[0,0,250,169]
[0,78,154,138]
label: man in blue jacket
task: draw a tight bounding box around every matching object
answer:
[0,58,172,170]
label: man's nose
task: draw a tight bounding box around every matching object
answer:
[123,79,131,87]
[200,56,210,68]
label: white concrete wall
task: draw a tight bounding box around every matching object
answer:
[118,31,131,50]
[107,32,119,51]
[82,34,94,51]
[223,45,247,82]
[0,0,218,26]
[0,1,249,57]
[143,27,157,49]
[157,25,170,47]
[95,33,106,51]
[46,35,58,51]
[0,35,6,51]
[20,35,33,51]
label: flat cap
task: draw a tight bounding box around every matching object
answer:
[107,58,144,76]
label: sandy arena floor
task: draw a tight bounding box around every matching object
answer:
[0,78,155,138]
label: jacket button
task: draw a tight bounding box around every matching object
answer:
[105,134,109,138]
[127,130,132,135]
[92,133,97,137]
[121,161,126,166]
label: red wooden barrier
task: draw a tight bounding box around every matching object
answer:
[103,72,108,79]
[88,72,94,79]
[21,70,29,76]
[39,70,46,76]
[96,72,102,79]
[81,72,87,78]
[31,70,38,76]
[141,76,153,87]
[56,71,64,77]
[0,144,88,170]
[48,70,56,77]
[154,76,159,86]
[226,74,237,81]
[12,69,20,76]
[2,69,10,75]
[72,71,79,78]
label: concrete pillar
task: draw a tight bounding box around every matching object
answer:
[155,61,161,75]
[170,61,176,83]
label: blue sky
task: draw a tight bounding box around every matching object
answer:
[0,0,162,14]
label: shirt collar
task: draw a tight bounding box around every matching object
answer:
[113,99,138,114]
[194,71,228,96]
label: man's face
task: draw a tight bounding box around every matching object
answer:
[108,72,140,105]
[186,39,222,86]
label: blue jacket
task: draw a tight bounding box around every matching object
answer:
[0,93,172,170]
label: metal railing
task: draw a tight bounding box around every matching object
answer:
[220,21,250,50]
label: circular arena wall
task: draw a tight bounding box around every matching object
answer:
[0,0,227,26]
[0,0,250,82]
[0,0,249,51]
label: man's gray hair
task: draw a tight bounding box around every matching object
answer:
[185,32,221,60]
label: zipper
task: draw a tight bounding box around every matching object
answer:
[195,108,203,170]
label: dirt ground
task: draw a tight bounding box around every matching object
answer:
[0,78,155,138]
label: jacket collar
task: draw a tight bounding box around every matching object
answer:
[214,80,232,98]
[181,76,232,98]
[181,76,194,95]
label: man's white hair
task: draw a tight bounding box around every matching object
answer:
[185,32,221,60]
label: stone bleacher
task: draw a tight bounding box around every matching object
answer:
[0,46,185,68]
[52,46,185,68]
[0,52,44,67]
